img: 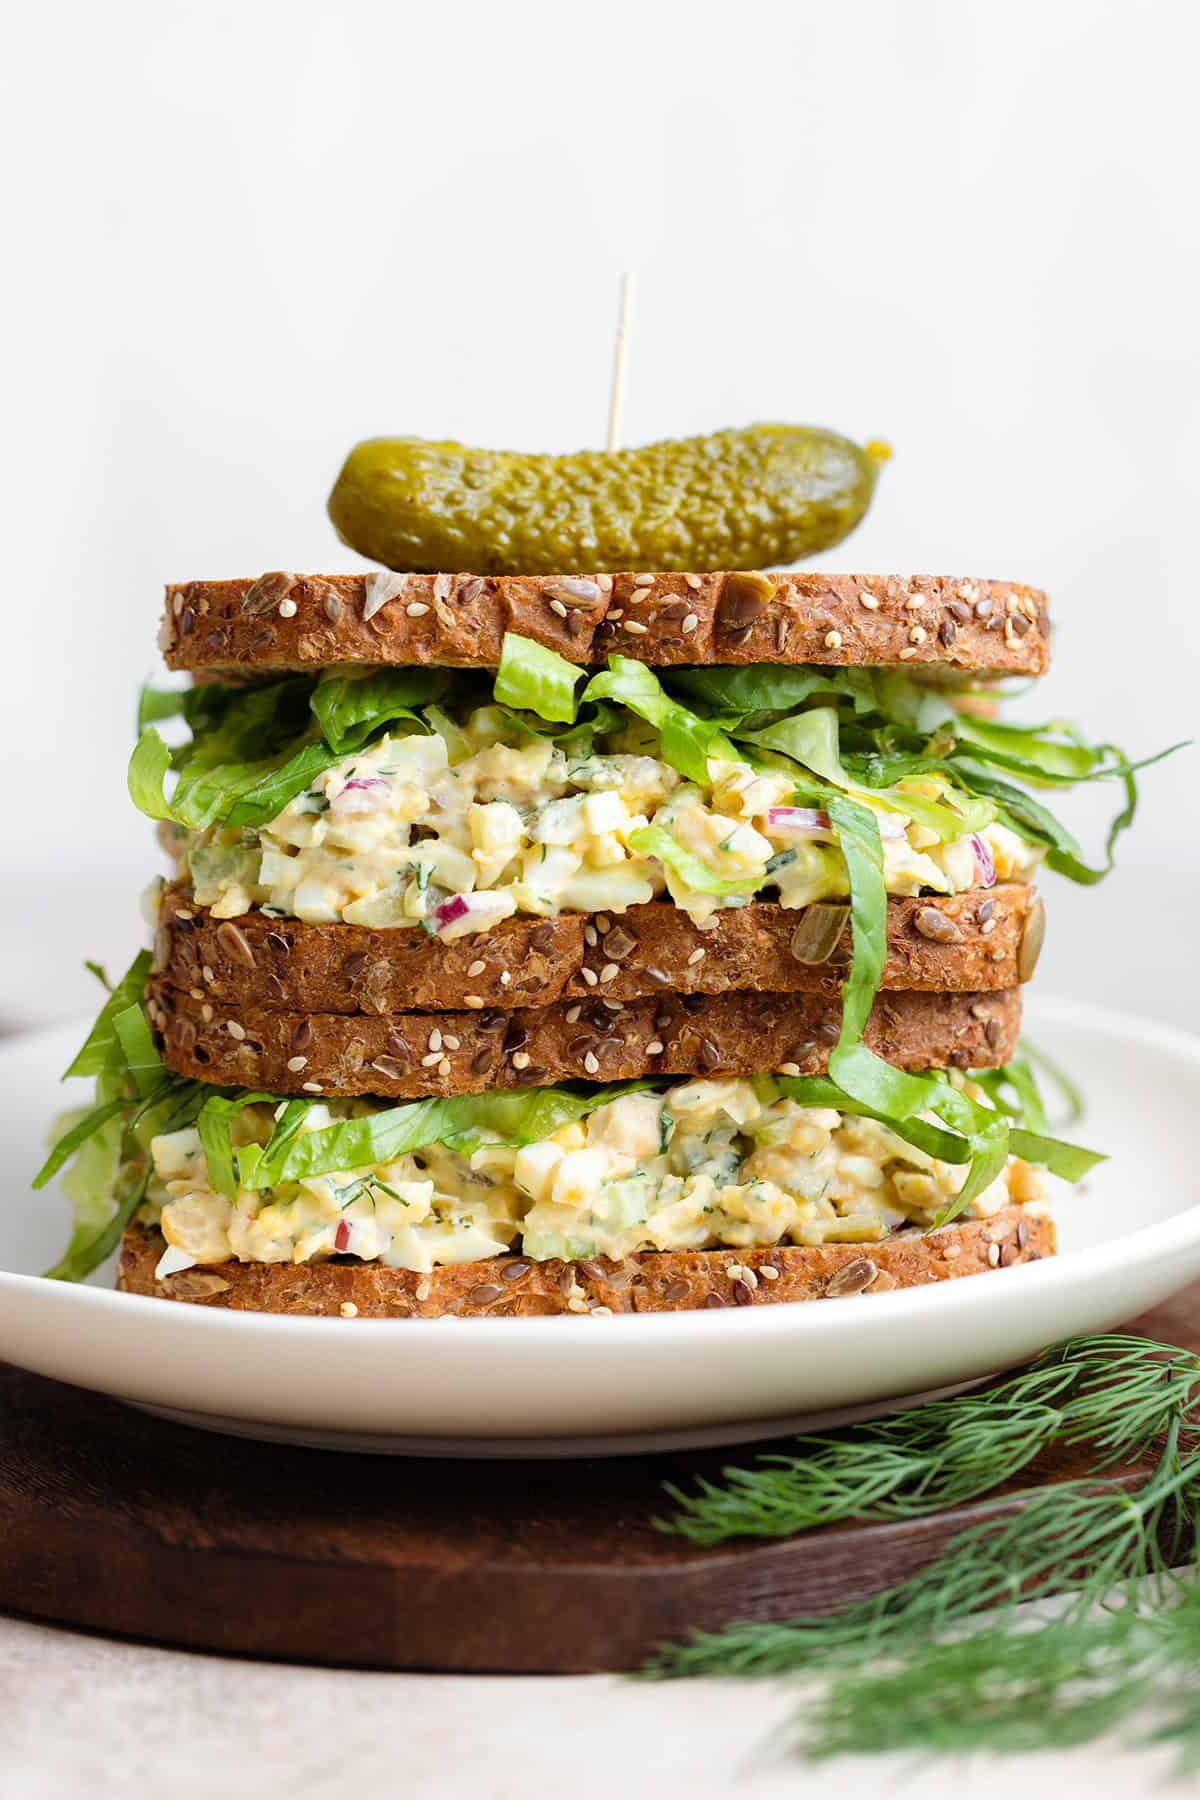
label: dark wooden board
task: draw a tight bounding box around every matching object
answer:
[0,1281,1196,1673]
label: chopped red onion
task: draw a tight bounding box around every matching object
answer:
[766,805,906,843]
[971,833,997,887]
[433,894,471,929]
[330,776,391,816]
[765,806,834,839]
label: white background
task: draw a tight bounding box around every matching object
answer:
[2,0,1197,1035]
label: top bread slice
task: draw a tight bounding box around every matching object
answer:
[160,571,1050,677]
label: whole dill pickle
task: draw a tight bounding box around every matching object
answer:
[327,425,888,574]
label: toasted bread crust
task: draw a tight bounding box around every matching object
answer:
[156,882,1034,1015]
[160,572,1050,676]
[148,979,1021,1098]
[118,1210,1055,1316]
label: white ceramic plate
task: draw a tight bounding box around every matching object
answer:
[3,997,1199,1458]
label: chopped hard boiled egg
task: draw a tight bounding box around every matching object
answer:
[180,710,1041,938]
[141,1079,1046,1276]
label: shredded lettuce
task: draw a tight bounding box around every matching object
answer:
[668,664,887,721]
[663,662,1179,881]
[39,1106,127,1280]
[131,678,345,831]
[127,642,1178,905]
[239,1081,659,1189]
[1020,1039,1086,1127]
[239,1097,314,1192]
[797,792,1107,1218]
[33,1096,129,1189]
[774,1064,1103,1222]
[37,953,209,1277]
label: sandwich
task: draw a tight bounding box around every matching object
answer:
[40,566,1139,1316]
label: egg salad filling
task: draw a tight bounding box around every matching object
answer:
[141,1077,1048,1278]
[176,710,1039,934]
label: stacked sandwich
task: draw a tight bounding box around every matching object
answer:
[42,566,1122,1315]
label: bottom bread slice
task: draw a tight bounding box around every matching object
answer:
[119,1211,1054,1317]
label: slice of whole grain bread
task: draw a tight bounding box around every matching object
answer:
[160,571,1049,676]
[156,881,1036,1015]
[147,978,1021,1098]
[119,1209,1054,1317]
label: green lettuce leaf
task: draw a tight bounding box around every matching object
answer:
[820,797,942,1120]
[32,1097,129,1189]
[949,759,1112,883]
[667,664,881,722]
[42,1079,209,1283]
[774,1065,1103,1195]
[309,667,448,754]
[137,685,187,732]
[583,658,738,784]
[127,727,176,821]
[129,677,343,831]
[41,1160,149,1284]
[737,708,994,840]
[1021,1038,1086,1126]
[665,664,949,730]
[241,1097,314,1191]
[950,714,1102,784]
[807,794,1025,1213]
[495,633,583,725]
[63,951,153,1081]
[626,825,764,896]
[247,1082,657,1188]
[773,1075,973,1165]
[196,1091,279,1200]
[38,1106,126,1279]
[112,1001,163,1098]
[1009,1127,1103,1182]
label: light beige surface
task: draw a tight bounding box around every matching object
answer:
[0,1612,1171,1800]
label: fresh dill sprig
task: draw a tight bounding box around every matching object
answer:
[657,1335,1200,1543]
[647,1432,1198,1679]
[803,1603,1154,1759]
[641,1333,1200,1773]
[789,1556,1200,1769]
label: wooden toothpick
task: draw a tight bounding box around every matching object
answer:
[606,272,635,453]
